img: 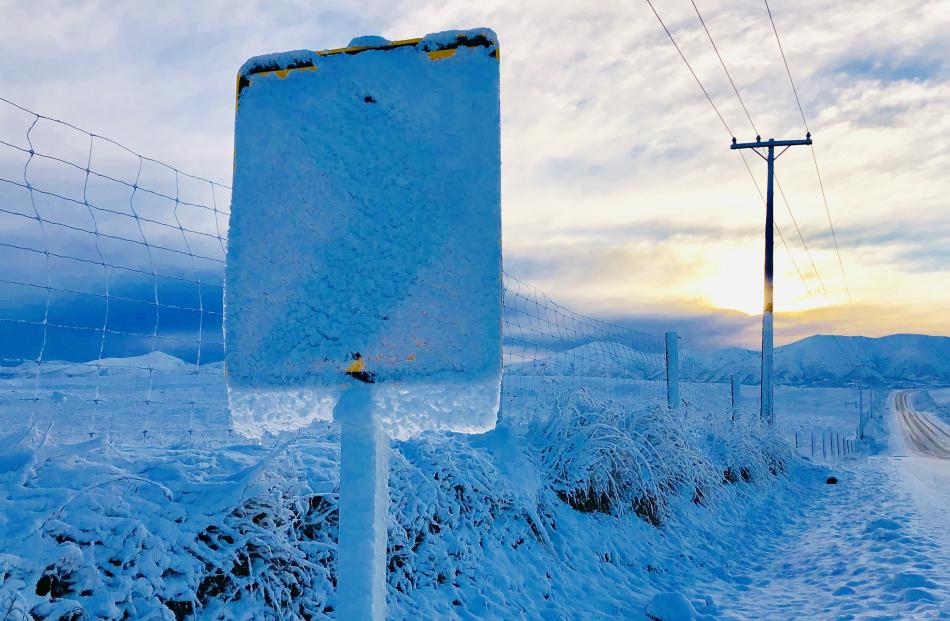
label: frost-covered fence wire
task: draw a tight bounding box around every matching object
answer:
[0,96,232,444]
[680,355,734,421]
[500,274,670,423]
[0,97,739,443]
[500,275,737,424]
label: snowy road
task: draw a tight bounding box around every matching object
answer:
[896,390,950,459]
[891,389,950,555]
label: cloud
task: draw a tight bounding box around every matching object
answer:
[0,0,947,356]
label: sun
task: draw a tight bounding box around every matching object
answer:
[697,244,828,315]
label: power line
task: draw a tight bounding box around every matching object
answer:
[643,0,733,136]
[737,153,813,296]
[683,0,845,309]
[649,0,860,370]
[774,178,827,297]
[689,0,844,303]
[641,1,857,365]
[644,0,833,320]
[761,0,863,374]
[762,0,853,307]
[762,0,808,131]
[689,0,758,136]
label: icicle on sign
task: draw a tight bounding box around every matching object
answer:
[226,29,502,441]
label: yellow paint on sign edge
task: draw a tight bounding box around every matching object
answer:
[254,65,318,81]
[344,356,366,374]
[235,34,499,106]
[426,48,457,61]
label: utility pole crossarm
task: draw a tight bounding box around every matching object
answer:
[731,135,811,150]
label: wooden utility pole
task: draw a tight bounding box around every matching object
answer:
[730,135,812,426]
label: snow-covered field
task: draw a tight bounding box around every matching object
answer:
[932,388,950,406]
[731,385,878,460]
[4,356,950,619]
[929,387,950,425]
[0,357,781,619]
[0,353,231,446]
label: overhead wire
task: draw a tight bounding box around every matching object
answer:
[761,0,866,377]
[762,0,853,307]
[693,0,861,367]
[643,0,732,136]
[645,0,863,373]
[689,0,835,303]
[644,0,813,306]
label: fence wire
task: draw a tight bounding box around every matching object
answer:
[501,273,669,422]
[0,96,740,444]
[0,96,232,444]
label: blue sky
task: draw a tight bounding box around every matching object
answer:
[0,0,948,358]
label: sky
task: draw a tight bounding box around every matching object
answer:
[0,0,948,354]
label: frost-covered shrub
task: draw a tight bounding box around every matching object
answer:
[389,435,507,594]
[0,429,342,621]
[702,416,792,488]
[4,387,795,620]
[387,434,544,611]
[529,388,788,525]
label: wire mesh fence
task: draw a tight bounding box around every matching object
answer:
[0,96,232,444]
[0,96,743,445]
[501,273,670,423]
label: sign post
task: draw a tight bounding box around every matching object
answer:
[334,384,388,620]
[225,29,502,621]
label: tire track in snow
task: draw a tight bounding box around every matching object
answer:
[896,390,950,460]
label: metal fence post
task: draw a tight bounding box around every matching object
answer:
[665,331,679,411]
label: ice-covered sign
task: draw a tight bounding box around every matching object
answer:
[226,29,502,441]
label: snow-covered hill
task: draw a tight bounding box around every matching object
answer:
[504,341,664,380]
[688,334,950,387]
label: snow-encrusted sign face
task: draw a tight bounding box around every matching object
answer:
[226,29,502,440]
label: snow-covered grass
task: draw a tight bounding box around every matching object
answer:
[928,387,950,425]
[0,373,797,620]
[739,385,889,458]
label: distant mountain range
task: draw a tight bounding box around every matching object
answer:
[686,334,950,387]
[506,334,950,387]
[3,335,946,389]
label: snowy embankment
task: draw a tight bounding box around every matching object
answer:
[1,380,801,620]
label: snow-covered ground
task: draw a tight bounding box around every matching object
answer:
[2,359,949,619]
[724,456,950,619]
[0,352,231,446]
[716,390,950,619]
[929,387,950,426]
[932,388,950,406]
[737,385,881,459]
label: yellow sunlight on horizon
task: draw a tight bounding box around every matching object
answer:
[696,244,838,316]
